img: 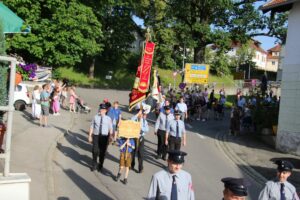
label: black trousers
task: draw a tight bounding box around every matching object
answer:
[157,129,167,159]
[131,137,144,171]
[168,136,181,151]
[92,135,109,168]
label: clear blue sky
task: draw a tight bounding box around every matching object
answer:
[253,1,278,50]
[254,36,277,50]
[132,1,279,51]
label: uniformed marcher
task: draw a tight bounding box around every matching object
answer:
[155,106,174,160]
[88,103,113,172]
[221,177,250,200]
[147,150,195,200]
[131,109,149,173]
[258,160,300,200]
[165,110,186,151]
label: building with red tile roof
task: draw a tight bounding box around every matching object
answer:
[266,44,281,72]
[227,39,268,71]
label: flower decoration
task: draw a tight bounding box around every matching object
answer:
[16,63,37,80]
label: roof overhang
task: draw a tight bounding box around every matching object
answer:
[260,0,298,13]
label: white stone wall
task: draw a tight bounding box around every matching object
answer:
[252,51,267,69]
[277,2,300,155]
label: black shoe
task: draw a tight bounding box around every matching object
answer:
[162,156,166,161]
[124,178,128,185]
[155,155,160,160]
[97,164,103,172]
[115,173,121,182]
[138,168,143,173]
[91,164,97,171]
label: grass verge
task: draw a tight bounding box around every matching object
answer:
[55,67,236,94]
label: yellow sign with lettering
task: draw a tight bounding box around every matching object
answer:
[118,120,141,138]
[184,63,209,84]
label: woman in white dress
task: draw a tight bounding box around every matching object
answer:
[32,85,41,119]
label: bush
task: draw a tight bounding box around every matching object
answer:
[253,101,279,134]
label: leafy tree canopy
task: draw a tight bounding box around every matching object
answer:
[3,0,103,67]
[133,0,288,72]
[2,0,288,78]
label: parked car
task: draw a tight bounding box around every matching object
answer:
[14,83,30,111]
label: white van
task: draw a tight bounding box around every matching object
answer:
[14,83,31,111]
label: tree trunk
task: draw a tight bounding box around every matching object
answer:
[88,58,95,79]
[193,45,205,63]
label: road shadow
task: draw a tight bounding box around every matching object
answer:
[20,109,40,126]
[144,138,157,146]
[54,161,114,200]
[52,125,68,135]
[143,144,165,169]
[56,142,92,169]
[57,197,69,200]
[98,166,115,181]
[66,131,91,152]
[80,129,89,135]
[52,125,92,153]
[105,149,119,164]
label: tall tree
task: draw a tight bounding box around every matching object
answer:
[134,0,288,67]
[3,0,103,69]
[81,0,142,75]
[133,0,181,69]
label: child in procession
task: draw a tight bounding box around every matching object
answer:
[115,137,135,185]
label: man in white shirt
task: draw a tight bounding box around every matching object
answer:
[175,96,188,121]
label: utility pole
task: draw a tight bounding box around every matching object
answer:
[248,62,251,79]
[182,44,186,82]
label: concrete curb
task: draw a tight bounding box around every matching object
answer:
[215,132,267,187]
[46,113,76,200]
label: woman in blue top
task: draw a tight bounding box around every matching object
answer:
[115,137,135,185]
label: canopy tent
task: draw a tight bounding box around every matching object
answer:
[0,2,29,33]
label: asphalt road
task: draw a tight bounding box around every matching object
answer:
[51,88,261,200]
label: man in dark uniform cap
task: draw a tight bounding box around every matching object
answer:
[221,177,250,200]
[147,150,195,200]
[259,160,299,200]
[165,110,186,151]
[155,106,174,160]
[88,103,113,172]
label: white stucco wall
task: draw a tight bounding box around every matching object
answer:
[277,2,300,155]
[253,51,267,69]
[266,59,278,72]
[227,47,238,57]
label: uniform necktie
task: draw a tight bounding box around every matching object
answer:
[176,121,179,138]
[165,115,168,130]
[171,175,177,200]
[142,119,146,136]
[280,183,286,200]
[99,116,102,135]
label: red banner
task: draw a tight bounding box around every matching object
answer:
[129,65,146,110]
[138,42,155,93]
[129,89,147,110]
